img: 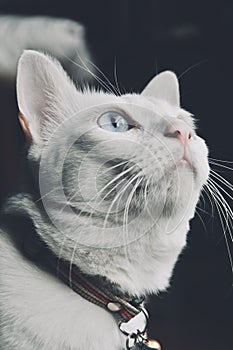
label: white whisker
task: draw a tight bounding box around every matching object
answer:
[102,172,141,232]
[122,178,143,263]
[85,56,121,96]
[178,60,207,80]
[202,187,215,218]
[207,180,233,238]
[209,160,233,171]
[209,157,233,164]
[206,184,233,273]
[63,53,116,95]
[210,169,233,190]
[34,186,60,203]
[195,210,207,232]
[209,177,233,202]
[113,58,121,96]
[64,162,137,214]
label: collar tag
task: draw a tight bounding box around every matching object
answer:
[119,308,161,350]
[119,307,148,337]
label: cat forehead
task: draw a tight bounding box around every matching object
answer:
[78,90,182,119]
[121,93,182,117]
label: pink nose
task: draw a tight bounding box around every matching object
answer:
[164,120,193,145]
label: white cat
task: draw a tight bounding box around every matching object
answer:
[0,50,209,350]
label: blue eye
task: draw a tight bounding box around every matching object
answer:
[97,112,133,132]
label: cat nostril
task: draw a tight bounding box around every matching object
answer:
[164,121,193,143]
[164,130,181,138]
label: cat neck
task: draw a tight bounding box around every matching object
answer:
[3,189,189,297]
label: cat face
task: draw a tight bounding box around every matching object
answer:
[16,51,209,293]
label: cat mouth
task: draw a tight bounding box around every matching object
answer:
[177,158,193,169]
[176,156,197,177]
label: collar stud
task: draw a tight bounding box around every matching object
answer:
[107,302,122,312]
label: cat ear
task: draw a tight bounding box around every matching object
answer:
[17,50,77,144]
[142,71,180,106]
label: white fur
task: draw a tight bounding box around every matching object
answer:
[0,51,210,349]
[0,16,92,82]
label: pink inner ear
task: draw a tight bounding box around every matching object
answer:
[18,112,32,143]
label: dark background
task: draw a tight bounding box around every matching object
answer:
[0,1,232,349]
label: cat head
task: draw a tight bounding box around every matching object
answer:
[16,50,209,294]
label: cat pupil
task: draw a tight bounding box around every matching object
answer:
[111,116,118,128]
